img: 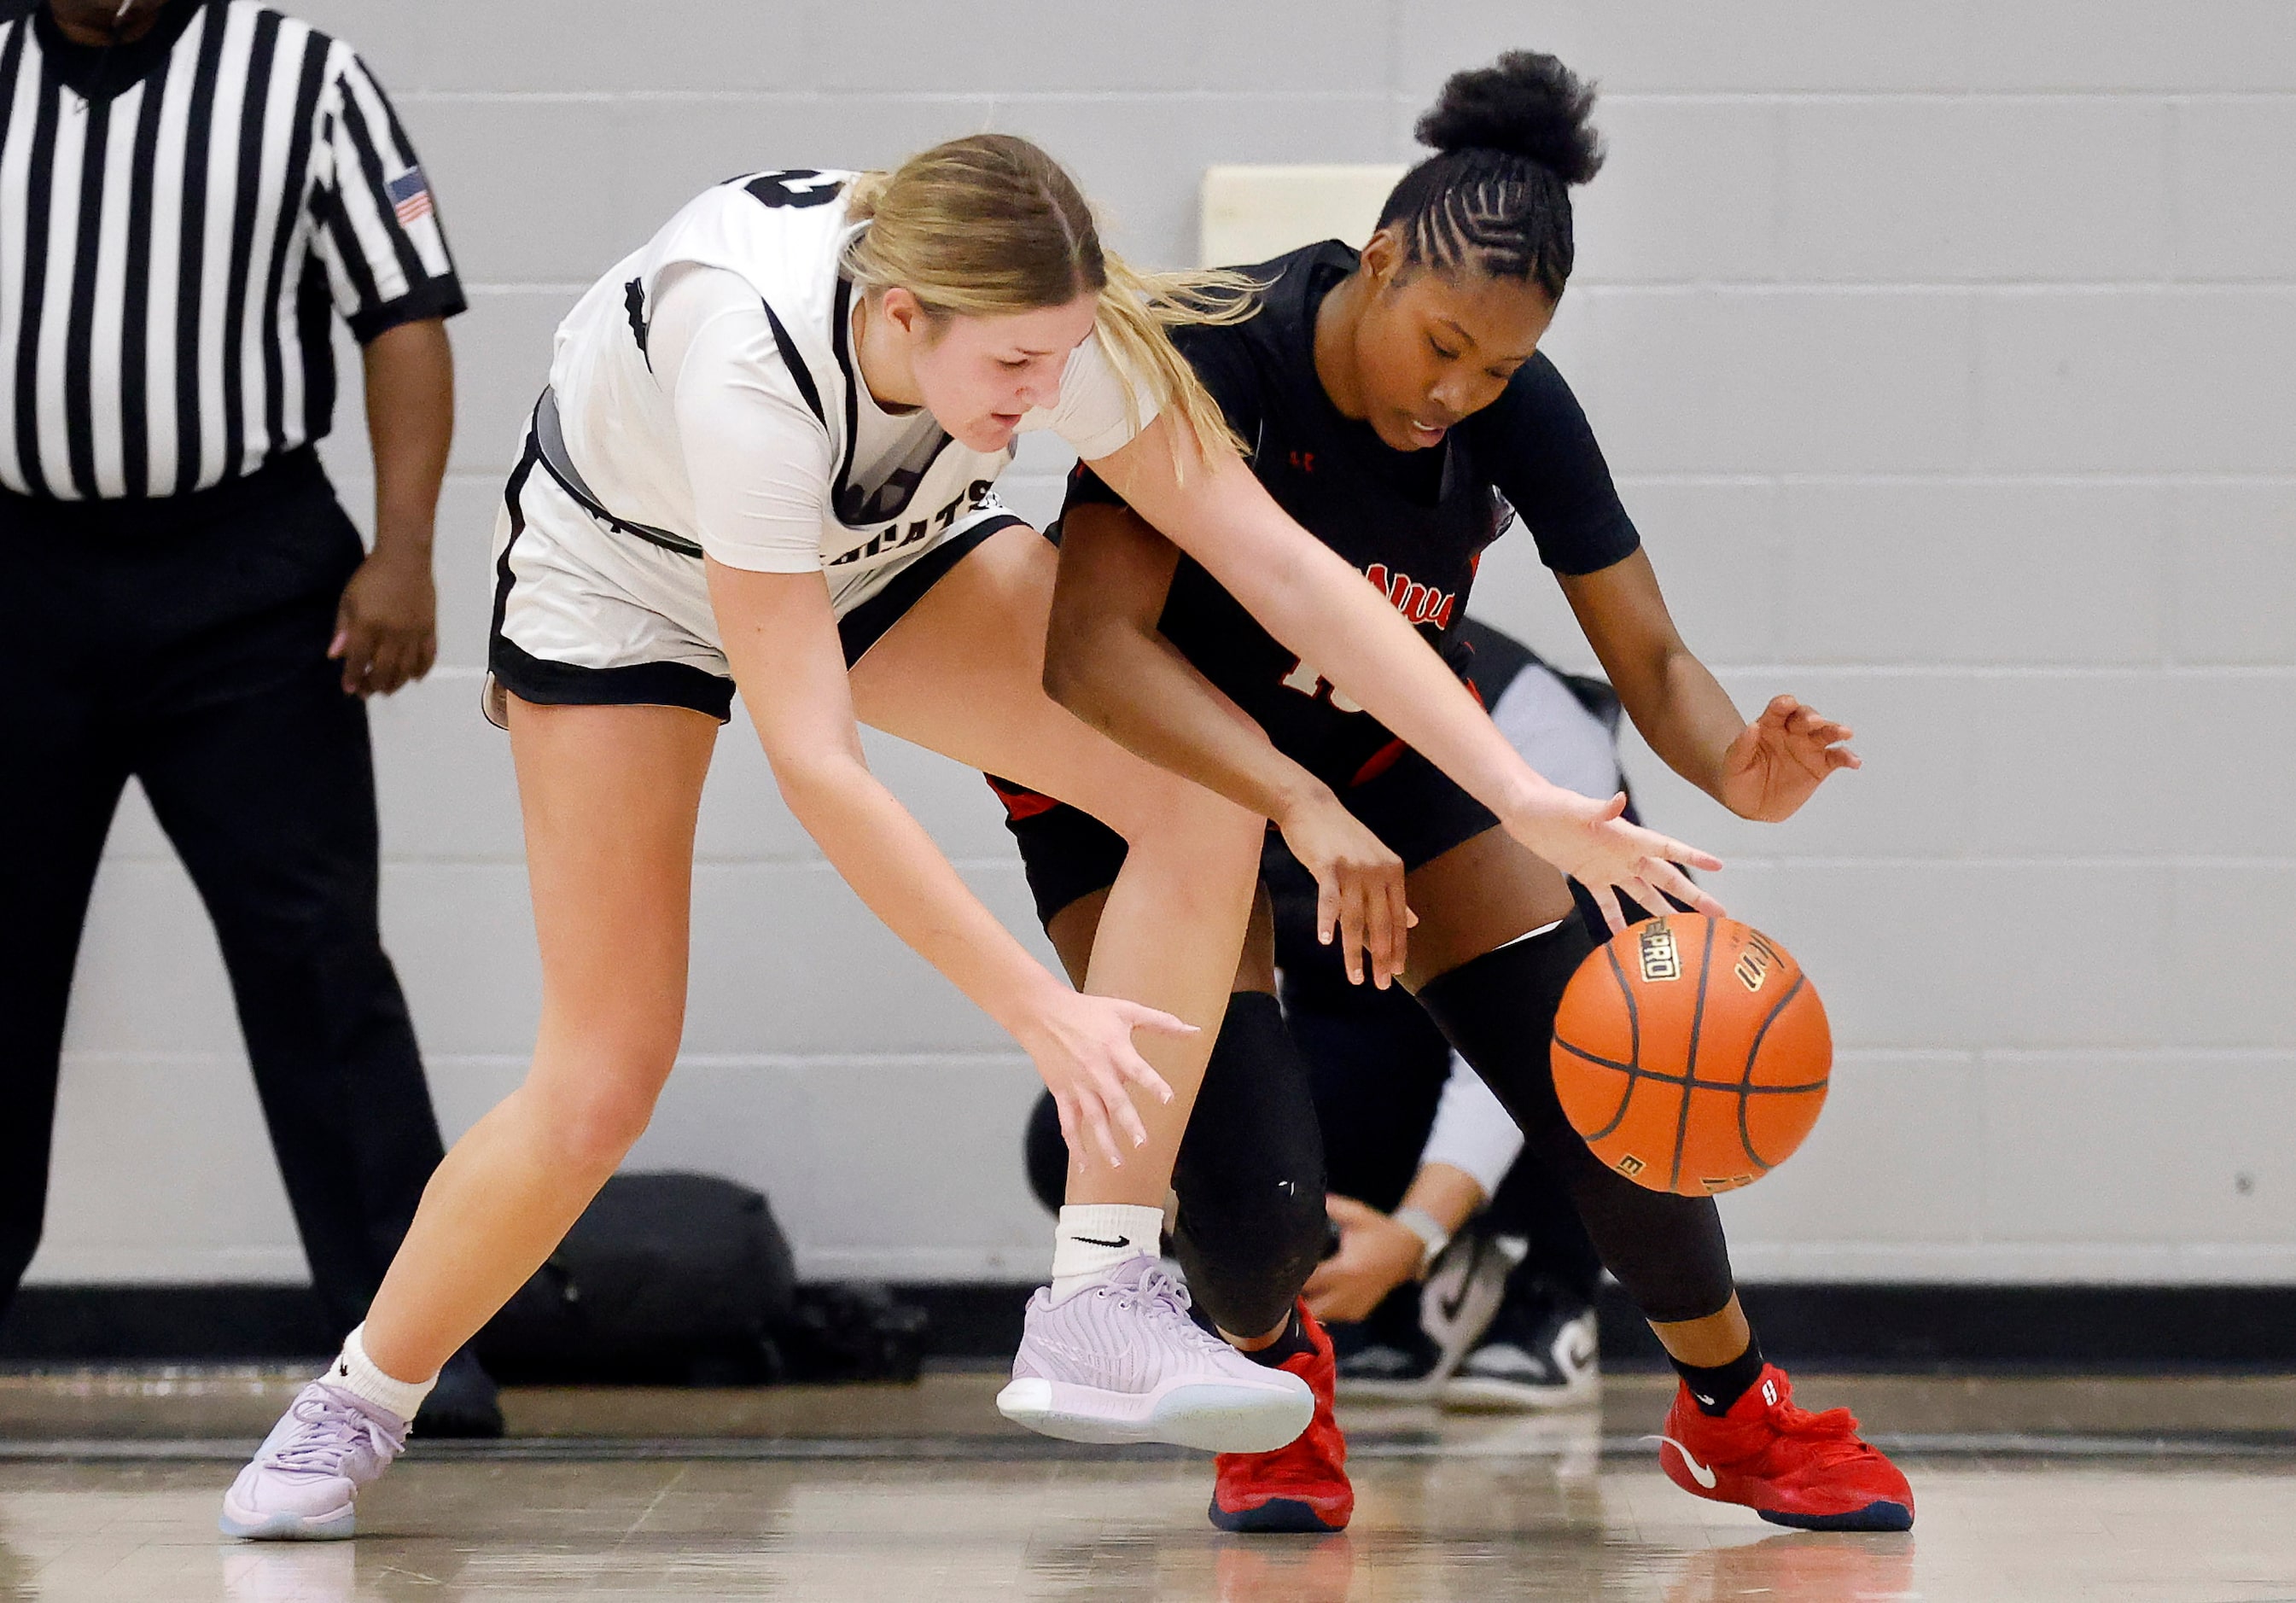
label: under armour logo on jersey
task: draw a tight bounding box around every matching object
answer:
[1762,1378,1780,1407]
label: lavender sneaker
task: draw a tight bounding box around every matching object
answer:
[218,1381,407,1541]
[996,1256,1314,1452]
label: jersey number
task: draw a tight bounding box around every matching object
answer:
[1281,657,1364,715]
[744,169,846,209]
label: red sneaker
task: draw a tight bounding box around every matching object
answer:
[1208,1303,1353,1533]
[1655,1364,1914,1532]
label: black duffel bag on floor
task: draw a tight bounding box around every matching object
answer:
[475,1171,930,1387]
[477,1171,795,1385]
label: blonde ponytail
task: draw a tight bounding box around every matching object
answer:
[1092,253,1260,464]
[840,134,1261,470]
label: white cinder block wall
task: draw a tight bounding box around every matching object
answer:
[32,2,2293,1289]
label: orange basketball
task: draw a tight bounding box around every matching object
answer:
[1549,914,1831,1196]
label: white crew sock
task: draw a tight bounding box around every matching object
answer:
[323,1324,437,1422]
[1049,1204,1164,1301]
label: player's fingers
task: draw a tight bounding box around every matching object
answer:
[1097,1070,1151,1150]
[1315,871,1340,947]
[1628,877,1670,921]
[1080,1097,1125,1170]
[1106,1039,1175,1106]
[1052,1093,1086,1169]
[1384,881,1413,982]
[1361,877,1396,990]
[1114,1001,1198,1040]
[1648,860,1725,918]
[1592,883,1627,936]
[1643,830,1722,873]
[1338,882,1367,987]
[1323,1193,1378,1227]
[1829,745,1863,770]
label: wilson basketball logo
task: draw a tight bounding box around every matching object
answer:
[1551,914,1833,1197]
[1734,930,1782,994]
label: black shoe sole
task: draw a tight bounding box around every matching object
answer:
[1207,1495,1348,1535]
[1757,1500,1914,1533]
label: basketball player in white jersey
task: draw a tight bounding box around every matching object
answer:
[219,136,1719,1540]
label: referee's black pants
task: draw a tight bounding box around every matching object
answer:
[0,452,447,1335]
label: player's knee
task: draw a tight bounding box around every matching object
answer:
[1173,1171,1326,1336]
[1104,777,1262,884]
[537,1079,661,1175]
[522,1031,678,1175]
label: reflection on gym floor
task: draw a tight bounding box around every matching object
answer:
[0,1367,2290,1601]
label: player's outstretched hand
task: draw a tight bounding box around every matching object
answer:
[1508,790,1725,936]
[1012,988,1192,1170]
[1275,788,1415,989]
[1719,694,1862,821]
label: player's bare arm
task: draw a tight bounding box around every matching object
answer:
[1078,418,1724,934]
[1559,549,1860,823]
[1048,499,1413,986]
[708,559,1185,1169]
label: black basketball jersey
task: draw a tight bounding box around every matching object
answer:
[1064,240,1640,786]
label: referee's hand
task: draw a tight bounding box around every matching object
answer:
[330,546,439,697]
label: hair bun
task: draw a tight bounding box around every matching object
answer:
[1415,51,1604,185]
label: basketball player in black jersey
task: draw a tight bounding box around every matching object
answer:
[988,52,1914,1536]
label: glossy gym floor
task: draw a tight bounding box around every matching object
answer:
[1,1367,2292,1600]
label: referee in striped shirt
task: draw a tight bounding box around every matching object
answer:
[0,0,493,1431]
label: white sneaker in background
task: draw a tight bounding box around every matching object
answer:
[1441,1281,1602,1414]
[1419,1231,1523,1385]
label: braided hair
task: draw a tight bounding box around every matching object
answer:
[1376,51,1605,300]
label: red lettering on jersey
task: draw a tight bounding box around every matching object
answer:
[1288,449,1316,474]
[1361,563,1457,629]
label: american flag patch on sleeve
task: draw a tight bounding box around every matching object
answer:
[387,167,433,227]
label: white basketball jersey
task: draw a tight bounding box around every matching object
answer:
[548,168,1013,574]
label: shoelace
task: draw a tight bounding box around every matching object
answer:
[1759,1397,1889,1469]
[260,1394,395,1475]
[1101,1264,1231,1352]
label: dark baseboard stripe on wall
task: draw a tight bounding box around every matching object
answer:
[3,1282,2293,1370]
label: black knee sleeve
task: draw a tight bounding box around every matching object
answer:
[1417,923,1739,1325]
[1017,992,1327,1338]
[1168,991,1328,1338]
[1023,1090,1067,1217]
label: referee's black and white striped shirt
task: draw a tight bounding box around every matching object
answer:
[0,0,462,501]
